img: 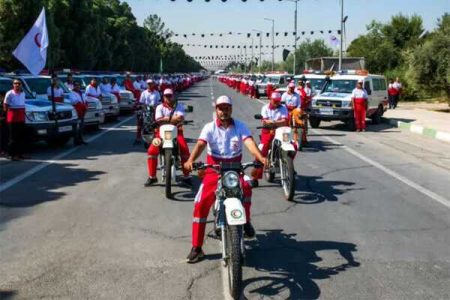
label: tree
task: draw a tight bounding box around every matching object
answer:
[283,39,333,74]
[143,14,172,37]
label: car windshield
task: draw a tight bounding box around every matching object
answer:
[323,79,357,94]
[115,76,125,86]
[23,77,51,94]
[73,76,88,88]
[263,76,279,84]
[309,79,326,91]
[0,79,34,99]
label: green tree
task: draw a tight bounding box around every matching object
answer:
[283,39,333,74]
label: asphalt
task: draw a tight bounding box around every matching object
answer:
[0,78,449,300]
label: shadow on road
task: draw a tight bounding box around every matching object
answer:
[0,290,17,300]
[243,229,360,300]
[292,174,361,204]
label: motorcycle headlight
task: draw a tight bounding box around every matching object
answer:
[164,131,172,140]
[282,132,291,142]
[26,111,48,122]
[223,171,239,189]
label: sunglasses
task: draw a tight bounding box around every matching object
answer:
[13,82,21,85]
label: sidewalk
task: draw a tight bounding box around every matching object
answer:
[382,102,450,143]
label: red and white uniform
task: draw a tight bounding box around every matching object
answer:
[253,104,289,179]
[192,118,253,248]
[139,89,161,106]
[248,79,256,98]
[47,86,64,103]
[351,88,368,130]
[281,92,300,111]
[69,90,87,118]
[146,102,190,178]
[85,84,101,99]
[266,82,274,98]
[111,83,121,102]
[4,90,26,123]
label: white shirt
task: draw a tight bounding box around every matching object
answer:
[155,103,184,121]
[281,92,300,109]
[393,82,402,90]
[47,86,64,97]
[85,85,101,98]
[261,104,288,121]
[351,88,368,99]
[69,91,85,105]
[305,87,312,97]
[198,119,252,159]
[4,90,26,108]
[111,84,121,93]
[140,90,161,106]
[99,83,112,95]
[248,80,254,86]
[65,82,74,90]
[133,81,142,91]
[140,80,147,90]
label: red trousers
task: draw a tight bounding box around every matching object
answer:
[249,86,256,98]
[192,160,252,247]
[353,98,367,130]
[147,130,190,177]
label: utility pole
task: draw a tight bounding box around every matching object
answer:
[252,29,263,73]
[264,18,275,72]
[251,37,254,73]
[339,0,344,71]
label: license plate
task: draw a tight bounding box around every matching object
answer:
[320,108,334,115]
[58,125,72,133]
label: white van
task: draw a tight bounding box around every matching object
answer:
[309,73,388,130]
[276,73,327,96]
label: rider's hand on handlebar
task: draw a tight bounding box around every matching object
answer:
[184,160,194,172]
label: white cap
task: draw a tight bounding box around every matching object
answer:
[271,92,282,101]
[215,95,232,106]
[163,88,174,95]
[146,79,154,84]
[358,79,364,84]
[288,82,295,88]
[306,80,311,84]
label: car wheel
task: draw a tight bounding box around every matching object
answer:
[371,106,383,124]
[309,117,321,128]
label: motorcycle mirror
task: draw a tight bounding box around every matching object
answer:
[186,105,194,112]
[254,114,263,120]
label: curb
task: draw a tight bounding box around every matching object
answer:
[382,117,450,143]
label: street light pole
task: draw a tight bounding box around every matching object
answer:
[264,18,275,71]
[252,29,263,73]
[339,0,344,71]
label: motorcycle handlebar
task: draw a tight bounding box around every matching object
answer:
[192,161,263,171]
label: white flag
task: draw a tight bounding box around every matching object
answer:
[13,8,49,75]
[330,35,340,48]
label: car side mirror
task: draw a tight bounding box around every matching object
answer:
[254,114,263,120]
[185,105,194,112]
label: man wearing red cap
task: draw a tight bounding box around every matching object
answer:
[351,80,369,132]
[251,92,289,187]
[183,95,266,263]
[145,88,191,186]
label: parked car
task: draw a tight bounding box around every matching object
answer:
[309,71,388,130]
[79,75,120,120]
[0,76,78,146]
[276,73,327,96]
[105,74,135,112]
[58,74,105,129]
[256,73,293,97]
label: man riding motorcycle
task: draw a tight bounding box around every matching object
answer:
[184,95,267,263]
[145,88,191,187]
[135,79,161,144]
[251,91,294,187]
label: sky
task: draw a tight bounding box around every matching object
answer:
[126,0,449,66]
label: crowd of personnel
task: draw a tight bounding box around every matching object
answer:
[0,72,205,161]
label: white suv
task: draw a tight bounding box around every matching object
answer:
[310,73,388,130]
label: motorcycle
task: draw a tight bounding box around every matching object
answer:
[193,161,262,300]
[254,114,297,201]
[158,119,193,199]
[139,105,156,149]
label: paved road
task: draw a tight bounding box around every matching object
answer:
[1,78,449,300]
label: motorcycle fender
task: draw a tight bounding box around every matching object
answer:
[162,140,174,149]
[281,143,295,152]
[224,198,247,225]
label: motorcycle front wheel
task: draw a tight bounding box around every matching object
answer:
[226,225,243,300]
[164,149,173,199]
[279,152,295,201]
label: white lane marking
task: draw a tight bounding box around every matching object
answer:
[0,116,134,193]
[314,130,450,209]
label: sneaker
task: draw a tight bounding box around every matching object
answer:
[250,179,259,188]
[144,177,158,187]
[186,247,204,263]
[244,222,256,239]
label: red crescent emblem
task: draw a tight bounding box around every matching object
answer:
[34,33,41,48]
